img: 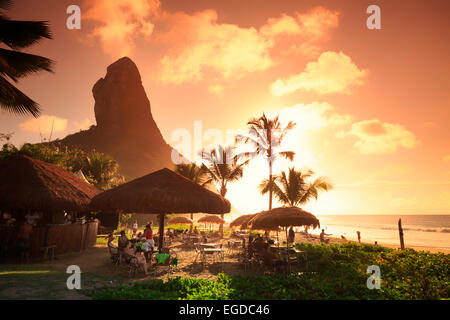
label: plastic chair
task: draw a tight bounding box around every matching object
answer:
[153,250,178,278]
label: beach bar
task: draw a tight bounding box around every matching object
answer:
[0,155,100,261]
[90,168,230,252]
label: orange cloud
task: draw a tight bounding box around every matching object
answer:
[260,7,339,58]
[296,6,339,42]
[84,0,160,58]
[339,119,419,154]
[157,10,273,84]
[271,51,368,96]
[82,3,340,85]
[208,84,224,95]
[277,102,352,131]
[443,155,450,163]
[259,14,302,38]
[260,7,339,42]
[19,115,68,134]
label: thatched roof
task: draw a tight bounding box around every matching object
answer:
[248,207,320,230]
[168,216,193,225]
[198,215,225,224]
[0,155,101,212]
[90,168,230,214]
[229,214,256,228]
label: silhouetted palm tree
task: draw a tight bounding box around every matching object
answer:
[201,145,249,235]
[175,162,211,187]
[0,0,54,117]
[238,113,296,210]
[175,162,211,219]
[259,167,333,207]
[85,151,124,190]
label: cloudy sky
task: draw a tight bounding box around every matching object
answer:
[2,0,450,215]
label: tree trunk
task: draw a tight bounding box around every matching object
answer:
[268,161,273,210]
[158,213,165,253]
[219,184,227,238]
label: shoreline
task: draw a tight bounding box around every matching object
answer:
[307,233,450,254]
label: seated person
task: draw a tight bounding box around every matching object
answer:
[117,230,129,252]
[320,229,331,243]
[266,235,274,245]
[166,228,174,240]
[193,227,200,235]
[107,234,118,255]
[253,235,265,253]
[134,247,149,275]
[261,243,287,272]
[122,242,148,275]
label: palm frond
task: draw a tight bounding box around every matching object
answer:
[0,18,52,49]
[0,48,54,82]
[0,76,40,116]
[278,151,295,161]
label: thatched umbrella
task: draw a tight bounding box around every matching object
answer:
[167,216,193,225]
[198,215,225,231]
[248,206,320,249]
[229,214,256,229]
[0,155,100,213]
[90,168,230,252]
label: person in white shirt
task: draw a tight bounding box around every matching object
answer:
[132,220,138,236]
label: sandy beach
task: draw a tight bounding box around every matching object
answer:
[36,230,448,284]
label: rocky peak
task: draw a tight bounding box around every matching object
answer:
[57,57,174,178]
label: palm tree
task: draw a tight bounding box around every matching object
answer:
[201,145,249,235]
[238,113,296,210]
[0,0,54,117]
[85,151,124,190]
[175,162,211,219]
[175,163,211,187]
[259,167,333,207]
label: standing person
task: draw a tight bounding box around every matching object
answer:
[144,224,155,249]
[16,220,33,264]
[288,226,295,244]
[132,220,138,237]
[357,231,361,244]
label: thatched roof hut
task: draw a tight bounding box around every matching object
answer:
[248,207,320,230]
[248,207,320,248]
[0,155,100,213]
[229,214,256,229]
[90,168,230,214]
[198,215,225,224]
[90,168,230,251]
[167,216,193,225]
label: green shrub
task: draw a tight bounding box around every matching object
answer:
[89,243,449,300]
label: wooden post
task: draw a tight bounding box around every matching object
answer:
[398,218,405,250]
[158,213,165,253]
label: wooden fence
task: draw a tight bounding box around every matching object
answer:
[0,220,98,261]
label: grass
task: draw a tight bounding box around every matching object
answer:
[0,264,113,300]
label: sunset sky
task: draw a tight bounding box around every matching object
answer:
[1,0,450,216]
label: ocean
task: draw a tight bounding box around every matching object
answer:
[310,215,450,250]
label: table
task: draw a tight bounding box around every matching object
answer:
[199,243,217,248]
[202,248,224,265]
[227,240,242,253]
